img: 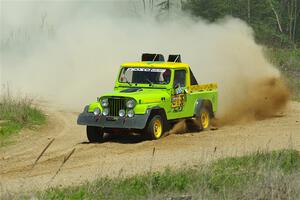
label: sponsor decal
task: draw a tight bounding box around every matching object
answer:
[127,68,166,73]
[171,94,185,111]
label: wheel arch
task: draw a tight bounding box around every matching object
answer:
[148,106,167,118]
[194,98,214,118]
[145,106,169,131]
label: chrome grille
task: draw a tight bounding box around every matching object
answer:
[108,98,126,116]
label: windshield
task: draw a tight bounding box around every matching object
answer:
[119,67,171,85]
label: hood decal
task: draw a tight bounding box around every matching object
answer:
[120,88,143,93]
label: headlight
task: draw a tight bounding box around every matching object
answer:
[126,99,135,108]
[93,108,101,116]
[119,109,125,117]
[127,109,134,118]
[102,108,109,116]
[101,98,109,107]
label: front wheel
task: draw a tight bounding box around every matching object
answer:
[86,126,104,143]
[146,115,164,140]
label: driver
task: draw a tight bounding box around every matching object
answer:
[174,71,180,87]
[162,70,171,83]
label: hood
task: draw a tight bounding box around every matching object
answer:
[100,87,170,103]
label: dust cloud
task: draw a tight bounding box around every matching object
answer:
[1,1,289,125]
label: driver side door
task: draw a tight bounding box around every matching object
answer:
[170,69,188,119]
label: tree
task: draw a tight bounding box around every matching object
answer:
[182,0,300,48]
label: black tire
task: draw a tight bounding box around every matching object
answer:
[86,126,104,143]
[146,115,164,140]
[197,107,211,131]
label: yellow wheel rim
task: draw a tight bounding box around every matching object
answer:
[201,111,209,129]
[153,119,162,138]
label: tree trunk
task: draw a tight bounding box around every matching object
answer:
[248,0,251,23]
[292,0,297,44]
[289,0,293,40]
[152,0,154,11]
[269,0,283,33]
[142,0,146,13]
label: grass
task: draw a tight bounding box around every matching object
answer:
[11,149,300,200]
[267,48,300,70]
[266,48,300,100]
[0,92,46,147]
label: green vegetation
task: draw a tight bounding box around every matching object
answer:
[175,0,300,48]
[267,48,300,69]
[266,48,300,99]
[16,149,299,200]
[0,93,46,147]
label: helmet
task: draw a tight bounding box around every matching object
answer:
[163,69,171,82]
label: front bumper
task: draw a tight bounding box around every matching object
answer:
[77,108,150,130]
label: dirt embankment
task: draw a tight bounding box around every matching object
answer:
[0,101,299,195]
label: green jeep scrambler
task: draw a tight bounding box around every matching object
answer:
[77,54,218,142]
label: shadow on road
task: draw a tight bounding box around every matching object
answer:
[79,133,146,145]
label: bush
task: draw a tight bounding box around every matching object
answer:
[0,90,46,146]
[266,48,300,100]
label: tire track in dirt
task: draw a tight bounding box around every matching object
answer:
[1,102,300,195]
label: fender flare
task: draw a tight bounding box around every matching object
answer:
[146,106,167,120]
[194,98,213,118]
[193,98,203,117]
[144,106,169,131]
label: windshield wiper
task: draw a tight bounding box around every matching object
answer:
[124,76,132,86]
[146,78,153,86]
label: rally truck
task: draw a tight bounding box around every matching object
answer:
[77,54,218,142]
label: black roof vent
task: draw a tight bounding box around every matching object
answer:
[168,54,181,62]
[142,53,165,62]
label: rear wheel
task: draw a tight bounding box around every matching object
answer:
[146,115,164,140]
[86,126,104,143]
[198,107,211,131]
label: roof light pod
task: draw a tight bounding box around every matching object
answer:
[141,53,165,62]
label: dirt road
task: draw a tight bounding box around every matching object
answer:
[1,102,300,195]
